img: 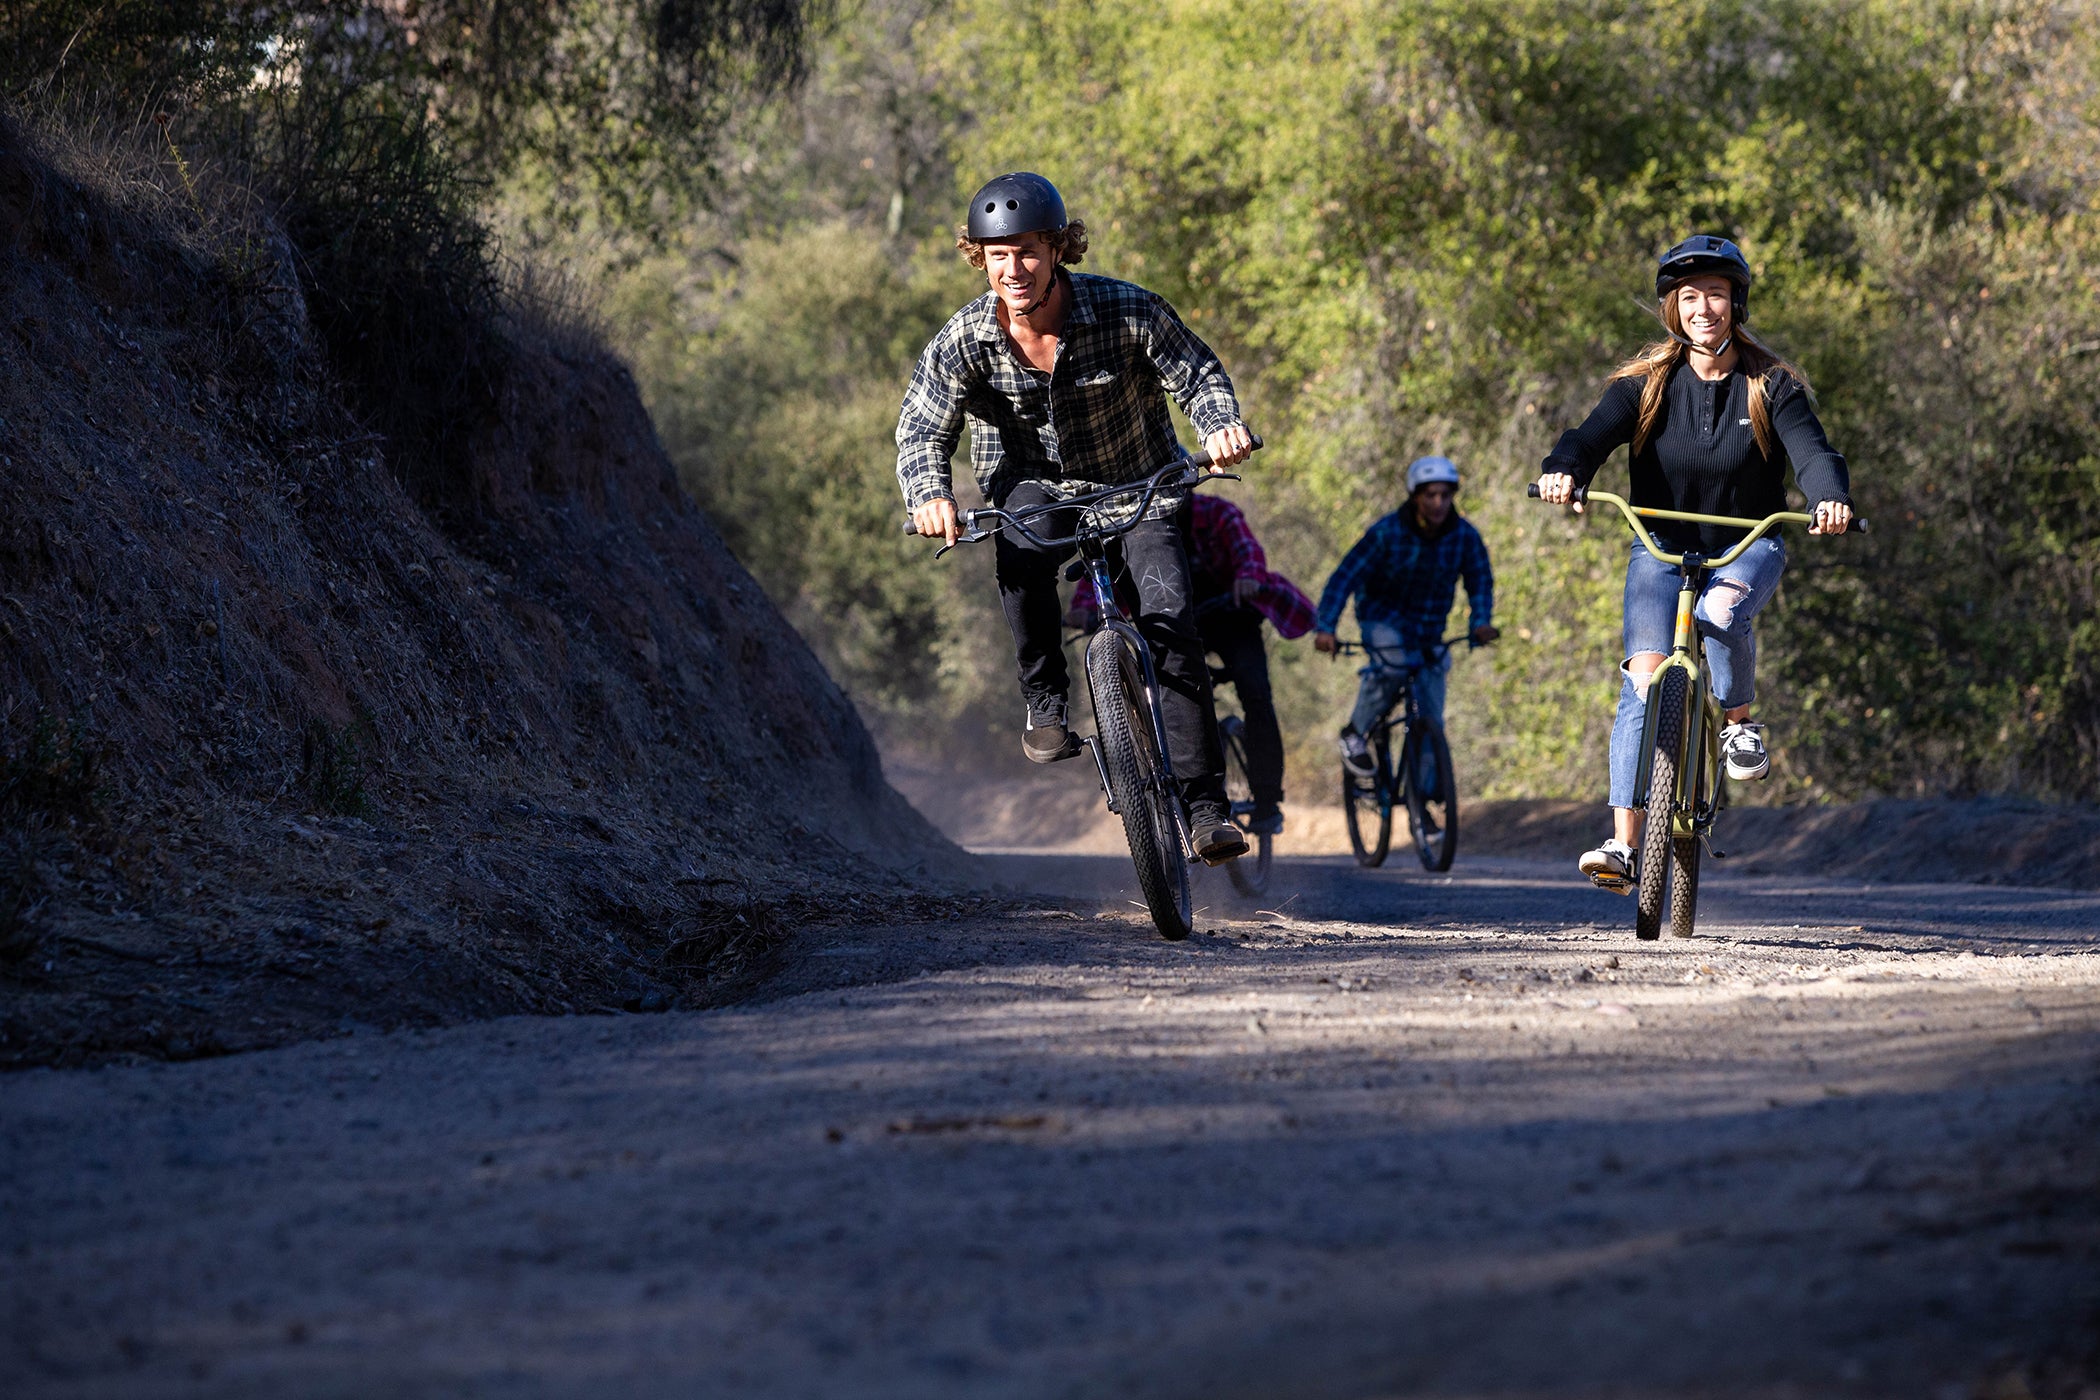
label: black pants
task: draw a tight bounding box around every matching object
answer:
[994,483,1226,805]
[1199,605,1284,809]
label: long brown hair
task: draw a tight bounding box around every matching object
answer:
[1610,291,1811,457]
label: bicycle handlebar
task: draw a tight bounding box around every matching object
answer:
[1525,482,1867,568]
[1333,634,1481,659]
[903,435,1262,553]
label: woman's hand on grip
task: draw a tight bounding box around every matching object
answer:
[1808,499,1853,535]
[1536,473,1582,512]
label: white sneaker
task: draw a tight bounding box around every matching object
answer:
[1579,838,1636,895]
[1720,720,1770,780]
[1338,727,1375,780]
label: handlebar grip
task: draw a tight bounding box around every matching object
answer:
[1184,432,1265,470]
[1849,518,1870,535]
[1527,481,1585,503]
[1526,483,1540,498]
[902,519,921,535]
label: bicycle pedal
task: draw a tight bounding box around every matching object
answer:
[1588,872,1635,897]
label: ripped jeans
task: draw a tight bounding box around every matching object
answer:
[1608,536,1786,808]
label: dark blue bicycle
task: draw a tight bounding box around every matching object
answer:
[1332,636,1471,871]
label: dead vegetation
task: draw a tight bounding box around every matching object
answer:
[0,111,972,1068]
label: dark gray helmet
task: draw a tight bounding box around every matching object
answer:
[966,172,1067,241]
[1657,234,1752,324]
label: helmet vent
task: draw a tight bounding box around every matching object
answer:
[984,201,997,212]
[1006,199,1018,209]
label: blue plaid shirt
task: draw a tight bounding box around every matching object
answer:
[1315,510,1494,645]
[895,270,1244,518]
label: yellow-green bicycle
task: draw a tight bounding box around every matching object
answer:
[1528,484,1867,939]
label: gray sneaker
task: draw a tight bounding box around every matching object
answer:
[1023,693,1082,763]
[1189,800,1250,865]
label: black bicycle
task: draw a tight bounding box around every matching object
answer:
[1333,637,1470,872]
[908,454,1255,939]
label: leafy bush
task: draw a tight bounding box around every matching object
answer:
[639,0,2100,801]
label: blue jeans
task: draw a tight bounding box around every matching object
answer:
[1349,621,1450,787]
[1608,537,1786,808]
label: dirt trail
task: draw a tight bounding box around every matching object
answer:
[889,764,2100,888]
[6,853,2097,1398]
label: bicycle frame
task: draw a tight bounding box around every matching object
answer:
[1334,636,1460,751]
[1580,490,1815,840]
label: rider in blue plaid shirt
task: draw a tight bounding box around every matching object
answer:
[896,173,1257,864]
[1313,456,1498,781]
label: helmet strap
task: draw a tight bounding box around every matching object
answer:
[1016,264,1062,318]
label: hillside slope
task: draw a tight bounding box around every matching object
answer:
[0,124,970,1067]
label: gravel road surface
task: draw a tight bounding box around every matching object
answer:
[6,853,2097,1398]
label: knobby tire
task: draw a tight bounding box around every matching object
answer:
[1219,715,1271,897]
[1669,715,1708,938]
[1404,722,1458,872]
[1087,634,1191,940]
[1637,668,1689,941]
[1343,729,1393,868]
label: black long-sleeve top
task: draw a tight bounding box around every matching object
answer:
[1541,362,1850,552]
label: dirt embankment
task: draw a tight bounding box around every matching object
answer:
[0,123,971,1068]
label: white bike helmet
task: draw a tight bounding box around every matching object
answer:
[1406,455,1461,494]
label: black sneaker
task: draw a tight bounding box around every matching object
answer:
[1189,800,1250,865]
[1023,693,1082,764]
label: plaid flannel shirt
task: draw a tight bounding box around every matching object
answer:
[1315,510,1494,646]
[895,270,1245,521]
[1069,495,1315,637]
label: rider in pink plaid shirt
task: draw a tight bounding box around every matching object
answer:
[1070,494,1312,833]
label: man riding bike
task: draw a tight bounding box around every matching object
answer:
[1067,493,1315,835]
[1312,456,1497,782]
[1535,234,1852,892]
[896,172,1256,864]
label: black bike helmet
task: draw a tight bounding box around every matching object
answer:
[1656,234,1752,324]
[966,172,1067,241]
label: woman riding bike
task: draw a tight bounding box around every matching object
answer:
[1535,235,1854,890]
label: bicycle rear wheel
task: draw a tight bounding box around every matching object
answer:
[1087,631,1192,939]
[1403,721,1458,872]
[1343,729,1393,868]
[1219,715,1271,897]
[1637,668,1689,941]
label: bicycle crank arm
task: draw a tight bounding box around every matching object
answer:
[1081,735,1118,814]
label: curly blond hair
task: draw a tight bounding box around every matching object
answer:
[955,219,1090,270]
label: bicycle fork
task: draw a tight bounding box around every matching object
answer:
[1630,567,1724,839]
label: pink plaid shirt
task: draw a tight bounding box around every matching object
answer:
[1069,495,1315,638]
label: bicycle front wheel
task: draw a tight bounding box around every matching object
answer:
[1403,722,1458,872]
[1637,668,1690,941]
[1669,712,1711,938]
[1219,715,1272,897]
[1343,729,1393,868]
[1087,632,1192,939]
